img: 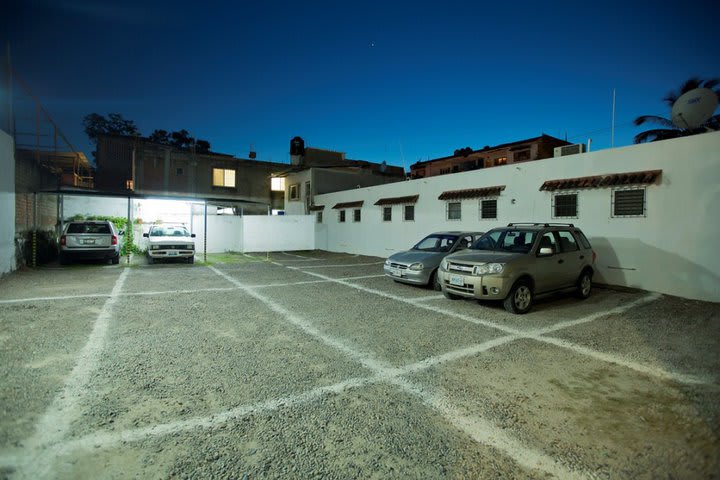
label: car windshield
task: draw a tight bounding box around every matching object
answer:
[67,223,111,234]
[412,234,458,252]
[472,229,538,254]
[150,226,191,237]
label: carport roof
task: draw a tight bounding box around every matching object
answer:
[438,185,505,200]
[374,194,419,206]
[539,169,662,191]
[332,201,364,209]
[308,204,325,211]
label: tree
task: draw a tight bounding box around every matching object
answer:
[148,129,171,145]
[83,113,141,159]
[634,77,719,143]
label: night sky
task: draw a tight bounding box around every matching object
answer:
[3,0,717,167]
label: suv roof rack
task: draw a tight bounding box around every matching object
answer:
[506,222,575,227]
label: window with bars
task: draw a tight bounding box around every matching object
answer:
[353,209,361,222]
[404,205,415,221]
[383,206,392,222]
[612,188,646,217]
[479,198,497,219]
[316,211,323,223]
[446,202,461,220]
[553,193,578,218]
[339,210,346,222]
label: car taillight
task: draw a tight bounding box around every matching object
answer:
[112,235,118,245]
[592,250,596,263]
[60,235,66,246]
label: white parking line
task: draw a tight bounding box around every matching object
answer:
[294,262,385,268]
[289,266,710,386]
[16,268,130,479]
[279,251,318,259]
[206,265,582,479]
[408,294,446,303]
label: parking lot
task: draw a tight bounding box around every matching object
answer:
[1,251,718,479]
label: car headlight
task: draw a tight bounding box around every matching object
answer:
[441,259,449,271]
[385,259,391,266]
[150,245,159,250]
[186,244,194,249]
[408,262,424,271]
[473,263,505,275]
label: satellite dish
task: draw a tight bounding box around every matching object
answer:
[671,88,718,129]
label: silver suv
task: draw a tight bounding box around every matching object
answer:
[438,223,595,314]
[59,220,123,265]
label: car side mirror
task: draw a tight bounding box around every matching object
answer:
[191,233,196,238]
[142,233,149,238]
[118,230,125,236]
[538,247,554,256]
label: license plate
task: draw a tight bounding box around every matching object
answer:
[83,238,95,245]
[449,274,465,286]
[168,251,178,256]
[389,268,403,277]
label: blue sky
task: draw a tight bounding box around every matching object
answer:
[3,0,717,168]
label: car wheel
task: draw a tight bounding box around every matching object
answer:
[443,289,461,300]
[575,270,592,299]
[428,269,441,291]
[187,256,194,264]
[59,254,70,265]
[111,254,120,265]
[148,256,154,265]
[503,280,533,314]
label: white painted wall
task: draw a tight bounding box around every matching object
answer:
[0,130,15,275]
[63,195,129,219]
[190,214,243,254]
[312,132,720,302]
[242,215,315,252]
[188,214,314,253]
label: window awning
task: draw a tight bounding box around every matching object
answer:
[438,185,505,200]
[332,201,364,209]
[540,170,662,191]
[374,194,419,206]
[308,204,325,211]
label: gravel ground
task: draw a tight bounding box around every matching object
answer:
[0,251,718,479]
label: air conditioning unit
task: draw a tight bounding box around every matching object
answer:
[554,143,587,157]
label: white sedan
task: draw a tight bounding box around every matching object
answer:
[143,225,196,264]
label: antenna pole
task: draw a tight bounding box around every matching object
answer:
[611,88,616,148]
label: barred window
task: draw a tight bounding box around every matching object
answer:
[447,202,461,220]
[480,198,497,220]
[553,193,578,218]
[339,210,346,223]
[404,205,415,221]
[613,188,645,217]
[316,211,323,223]
[353,209,361,222]
[383,206,392,222]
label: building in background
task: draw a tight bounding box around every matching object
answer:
[95,134,287,214]
[273,137,406,215]
[409,134,571,179]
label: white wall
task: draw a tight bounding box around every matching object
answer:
[188,214,314,253]
[0,130,15,275]
[242,215,315,252]
[312,132,720,302]
[191,214,243,254]
[63,195,129,219]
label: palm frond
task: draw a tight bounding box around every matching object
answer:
[633,115,676,128]
[702,79,719,90]
[633,128,685,144]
